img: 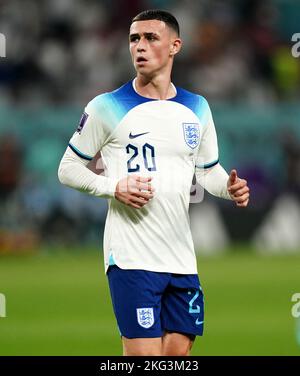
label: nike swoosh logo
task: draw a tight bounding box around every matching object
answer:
[129,131,150,139]
[190,188,196,196]
[195,318,203,326]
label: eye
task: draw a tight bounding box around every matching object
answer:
[130,36,139,43]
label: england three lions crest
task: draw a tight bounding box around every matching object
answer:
[136,308,154,329]
[183,123,200,149]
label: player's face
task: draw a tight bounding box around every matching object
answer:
[129,20,180,77]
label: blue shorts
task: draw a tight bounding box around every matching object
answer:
[107,265,204,339]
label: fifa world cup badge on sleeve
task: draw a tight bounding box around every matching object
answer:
[182,123,200,149]
[137,307,154,328]
[76,112,89,134]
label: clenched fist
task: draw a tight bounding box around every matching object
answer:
[115,175,155,209]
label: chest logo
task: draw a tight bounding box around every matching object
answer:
[129,131,150,139]
[182,123,200,149]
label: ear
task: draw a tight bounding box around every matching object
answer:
[170,38,182,56]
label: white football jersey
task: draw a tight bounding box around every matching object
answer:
[69,79,219,274]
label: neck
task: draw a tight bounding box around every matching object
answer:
[134,73,176,100]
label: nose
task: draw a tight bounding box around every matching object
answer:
[137,37,146,52]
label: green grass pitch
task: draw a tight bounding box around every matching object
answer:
[0,248,299,355]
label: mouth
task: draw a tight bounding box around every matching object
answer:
[136,56,148,64]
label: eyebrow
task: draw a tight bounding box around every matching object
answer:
[129,32,160,39]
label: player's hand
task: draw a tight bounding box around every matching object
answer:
[115,175,155,209]
[227,169,250,207]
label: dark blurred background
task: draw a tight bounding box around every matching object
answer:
[0,0,300,254]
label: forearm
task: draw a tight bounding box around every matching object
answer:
[195,163,232,200]
[58,148,118,198]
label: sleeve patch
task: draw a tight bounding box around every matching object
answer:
[76,112,89,134]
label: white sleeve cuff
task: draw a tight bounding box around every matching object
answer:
[94,174,118,199]
[195,163,232,200]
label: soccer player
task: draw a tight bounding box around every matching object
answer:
[58,9,250,356]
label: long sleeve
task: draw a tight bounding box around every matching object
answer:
[58,147,118,199]
[58,94,119,198]
[194,97,231,200]
[195,163,232,200]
